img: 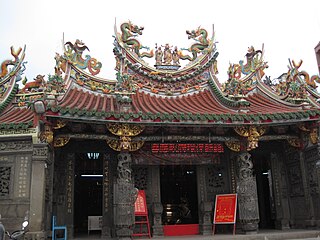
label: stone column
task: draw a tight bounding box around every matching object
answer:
[236,152,259,234]
[197,165,212,235]
[102,154,113,238]
[28,143,49,239]
[299,150,316,227]
[113,152,137,240]
[270,152,290,230]
[316,141,320,227]
[150,166,163,236]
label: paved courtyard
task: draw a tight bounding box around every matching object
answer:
[73,229,320,240]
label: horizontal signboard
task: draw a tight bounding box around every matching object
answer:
[151,143,224,153]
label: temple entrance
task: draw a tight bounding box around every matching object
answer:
[74,152,103,236]
[160,165,199,235]
[254,154,275,229]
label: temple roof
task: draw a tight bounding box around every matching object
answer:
[1,22,320,133]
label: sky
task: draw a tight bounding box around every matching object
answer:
[1,0,320,83]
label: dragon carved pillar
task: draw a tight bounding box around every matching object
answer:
[236,152,260,234]
[113,152,137,239]
[315,139,320,228]
[107,123,144,239]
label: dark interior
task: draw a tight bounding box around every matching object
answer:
[254,153,275,229]
[160,165,198,225]
[74,152,103,234]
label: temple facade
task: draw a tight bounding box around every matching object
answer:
[1,22,320,239]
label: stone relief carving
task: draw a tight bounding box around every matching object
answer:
[237,179,259,219]
[0,166,11,197]
[207,166,225,191]
[0,156,11,162]
[307,161,318,195]
[287,164,304,197]
[270,152,281,207]
[0,129,36,136]
[114,153,138,239]
[285,148,304,197]
[304,147,319,195]
[237,152,254,180]
[33,147,48,157]
[0,141,32,151]
[117,153,132,183]
[280,161,288,199]
[133,166,148,190]
[236,152,259,232]
[305,147,317,160]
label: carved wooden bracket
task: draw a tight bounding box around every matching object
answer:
[107,123,145,151]
[234,125,266,151]
[287,138,302,148]
[297,123,319,145]
[52,119,68,129]
[107,138,144,152]
[107,123,144,137]
[54,136,70,147]
[225,141,241,152]
[39,125,53,144]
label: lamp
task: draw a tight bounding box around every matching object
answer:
[316,159,320,169]
[33,100,45,114]
[87,153,100,160]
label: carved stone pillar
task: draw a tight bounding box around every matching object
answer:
[199,202,212,235]
[236,152,259,234]
[113,152,137,240]
[150,166,163,236]
[197,165,212,235]
[299,150,316,227]
[270,152,290,230]
[316,141,320,227]
[107,123,144,239]
[102,154,113,238]
[28,144,50,239]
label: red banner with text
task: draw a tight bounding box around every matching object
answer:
[134,190,148,216]
[213,194,237,224]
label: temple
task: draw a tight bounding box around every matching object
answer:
[1,21,320,239]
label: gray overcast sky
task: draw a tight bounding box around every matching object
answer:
[1,0,320,82]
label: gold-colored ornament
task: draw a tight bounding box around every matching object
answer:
[53,119,68,129]
[297,123,310,132]
[287,138,301,148]
[297,123,318,145]
[107,138,144,152]
[107,123,144,137]
[39,125,53,144]
[234,126,249,137]
[54,136,70,147]
[225,141,241,152]
[107,123,145,151]
[309,127,318,144]
[234,125,266,151]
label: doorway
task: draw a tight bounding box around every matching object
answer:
[160,165,198,225]
[74,152,103,235]
[254,155,275,229]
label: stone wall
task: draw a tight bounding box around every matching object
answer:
[0,136,33,232]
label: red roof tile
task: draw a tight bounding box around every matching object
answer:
[0,105,34,124]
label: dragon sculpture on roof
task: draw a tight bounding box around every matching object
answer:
[179,26,211,61]
[120,21,154,58]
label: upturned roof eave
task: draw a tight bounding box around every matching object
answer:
[45,104,320,126]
